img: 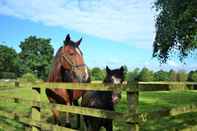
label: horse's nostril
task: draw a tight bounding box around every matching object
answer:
[82,74,87,81]
[83,75,85,79]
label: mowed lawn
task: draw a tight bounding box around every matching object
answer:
[0,87,197,131]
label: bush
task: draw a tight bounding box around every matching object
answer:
[19,73,38,83]
[0,72,16,79]
[91,67,105,81]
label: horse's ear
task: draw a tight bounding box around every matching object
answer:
[64,34,70,45]
[106,66,111,73]
[76,38,82,47]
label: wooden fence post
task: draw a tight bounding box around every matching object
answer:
[14,81,20,120]
[127,83,139,131]
[14,97,19,120]
[32,87,41,131]
[15,81,19,87]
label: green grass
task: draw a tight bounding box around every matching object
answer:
[116,91,197,112]
[0,88,197,131]
[141,112,197,131]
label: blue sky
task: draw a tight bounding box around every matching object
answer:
[0,0,196,71]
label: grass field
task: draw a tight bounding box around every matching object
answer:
[0,87,197,131]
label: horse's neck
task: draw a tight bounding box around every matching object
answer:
[48,61,76,82]
[48,66,61,82]
[61,69,76,82]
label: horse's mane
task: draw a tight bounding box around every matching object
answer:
[48,47,63,82]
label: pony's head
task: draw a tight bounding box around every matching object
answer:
[104,66,124,84]
[58,34,89,82]
[104,66,125,104]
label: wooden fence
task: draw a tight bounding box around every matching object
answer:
[0,81,197,131]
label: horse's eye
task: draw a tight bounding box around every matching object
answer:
[69,53,74,56]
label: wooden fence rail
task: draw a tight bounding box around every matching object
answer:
[1,81,197,91]
[1,95,197,122]
[0,110,78,131]
[0,81,197,131]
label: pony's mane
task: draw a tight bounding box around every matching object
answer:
[48,47,63,82]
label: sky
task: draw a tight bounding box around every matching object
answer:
[0,0,196,71]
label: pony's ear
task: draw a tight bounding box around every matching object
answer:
[120,66,124,72]
[64,34,70,45]
[76,38,82,47]
[106,66,111,73]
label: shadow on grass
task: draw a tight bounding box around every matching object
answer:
[139,91,197,112]
[141,112,197,131]
[140,91,197,105]
[0,116,25,131]
[45,112,82,129]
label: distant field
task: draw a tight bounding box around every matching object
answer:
[0,87,197,131]
[91,80,103,83]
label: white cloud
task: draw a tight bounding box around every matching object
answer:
[0,0,156,48]
[142,59,197,71]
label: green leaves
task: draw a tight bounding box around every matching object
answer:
[0,45,19,78]
[0,36,53,80]
[90,67,105,81]
[154,70,169,81]
[138,67,155,82]
[153,0,197,63]
[188,70,197,82]
[19,36,54,80]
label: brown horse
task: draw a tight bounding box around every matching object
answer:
[46,34,89,128]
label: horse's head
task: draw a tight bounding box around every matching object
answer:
[104,66,125,104]
[59,34,89,83]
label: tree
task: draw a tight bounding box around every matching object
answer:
[122,65,128,80]
[154,70,169,81]
[177,70,188,82]
[91,67,105,81]
[0,45,20,78]
[19,36,54,80]
[19,73,38,83]
[153,0,197,63]
[169,69,177,81]
[127,68,140,83]
[188,70,197,82]
[138,67,154,82]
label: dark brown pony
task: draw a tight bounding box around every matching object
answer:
[81,66,124,131]
[46,34,89,128]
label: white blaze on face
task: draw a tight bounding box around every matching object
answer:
[111,76,121,84]
[75,47,82,56]
[75,47,89,81]
[84,67,89,81]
